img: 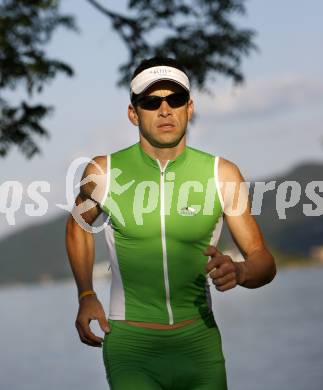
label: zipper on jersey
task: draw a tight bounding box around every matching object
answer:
[157,159,174,325]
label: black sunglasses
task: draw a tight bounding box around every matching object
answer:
[135,91,189,110]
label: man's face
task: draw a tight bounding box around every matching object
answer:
[128,80,194,148]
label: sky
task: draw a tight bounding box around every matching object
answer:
[1,0,323,239]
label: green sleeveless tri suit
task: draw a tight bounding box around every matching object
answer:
[100,142,227,389]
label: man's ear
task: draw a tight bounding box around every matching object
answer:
[128,104,139,126]
[187,98,194,121]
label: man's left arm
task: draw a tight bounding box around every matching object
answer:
[205,158,277,290]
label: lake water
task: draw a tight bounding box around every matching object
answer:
[0,266,323,390]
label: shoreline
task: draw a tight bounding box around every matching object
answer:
[1,260,323,289]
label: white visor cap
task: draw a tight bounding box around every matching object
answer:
[130,66,190,98]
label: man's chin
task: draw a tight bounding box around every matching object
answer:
[139,127,186,148]
[151,137,182,148]
[152,132,186,148]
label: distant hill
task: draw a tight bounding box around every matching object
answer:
[220,161,323,255]
[251,161,323,255]
[0,160,322,285]
[0,213,110,285]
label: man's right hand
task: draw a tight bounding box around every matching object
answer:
[75,295,110,348]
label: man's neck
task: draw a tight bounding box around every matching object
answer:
[139,137,186,168]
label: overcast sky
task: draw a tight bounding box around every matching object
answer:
[1,0,323,239]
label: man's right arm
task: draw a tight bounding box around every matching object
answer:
[65,155,110,347]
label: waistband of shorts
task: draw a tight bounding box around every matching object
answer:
[108,312,217,336]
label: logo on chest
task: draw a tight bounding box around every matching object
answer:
[179,206,198,216]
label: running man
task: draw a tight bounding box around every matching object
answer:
[65,56,276,389]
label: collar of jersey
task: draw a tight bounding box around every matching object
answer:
[137,142,188,171]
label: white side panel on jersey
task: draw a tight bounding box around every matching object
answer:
[99,155,111,209]
[205,214,224,310]
[205,155,225,312]
[101,154,125,320]
[214,155,225,212]
[104,224,126,320]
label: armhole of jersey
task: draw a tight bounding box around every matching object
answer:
[214,155,225,214]
[99,154,111,209]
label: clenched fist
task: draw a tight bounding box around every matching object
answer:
[203,245,243,292]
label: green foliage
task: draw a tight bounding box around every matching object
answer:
[87,0,257,91]
[1,0,256,158]
[0,0,77,158]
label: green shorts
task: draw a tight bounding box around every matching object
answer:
[102,314,228,390]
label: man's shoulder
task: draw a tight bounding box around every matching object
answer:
[111,142,139,157]
[187,145,214,159]
[86,143,139,175]
[79,155,108,203]
[85,155,108,175]
[218,156,243,182]
[219,156,239,170]
[187,146,238,170]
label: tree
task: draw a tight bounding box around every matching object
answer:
[87,0,257,90]
[0,0,256,159]
[0,0,77,158]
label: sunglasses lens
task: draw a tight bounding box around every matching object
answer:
[136,92,189,110]
[137,96,162,110]
[167,92,189,108]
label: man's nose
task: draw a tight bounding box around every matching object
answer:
[158,99,171,116]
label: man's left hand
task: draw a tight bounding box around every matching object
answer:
[203,245,242,292]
